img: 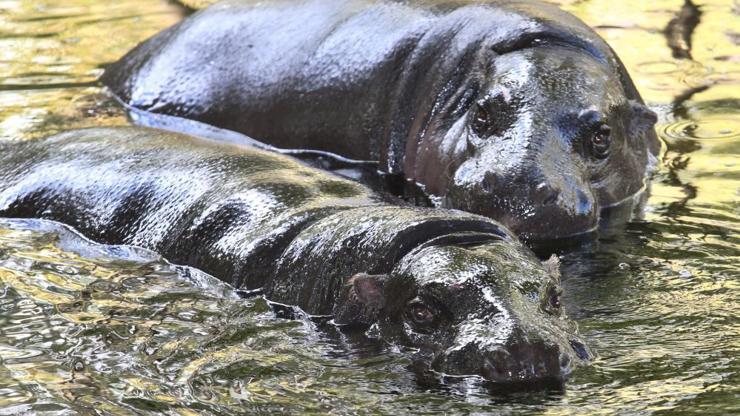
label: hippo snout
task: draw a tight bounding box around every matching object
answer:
[447,174,599,241]
[431,328,576,384]
[482,340,572,383]
[524,180,599,239]
[533,181,593,216]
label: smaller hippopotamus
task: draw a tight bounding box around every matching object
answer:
[0,127,590,386]
[101,0,660,241]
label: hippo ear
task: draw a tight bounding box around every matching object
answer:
[542,255,561,284]
[628,100,658,138]
[333,273,388,326]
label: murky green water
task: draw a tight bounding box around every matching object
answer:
[0,0,737,414]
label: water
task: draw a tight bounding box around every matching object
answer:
[0,0,737,413]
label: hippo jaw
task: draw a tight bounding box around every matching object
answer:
[415,45,658,241]
[333,236,591,385]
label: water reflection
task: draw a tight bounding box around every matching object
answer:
[0,0,738,414]
[665,0,702,60]
[0,0,184,141]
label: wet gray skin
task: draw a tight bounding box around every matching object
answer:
[101,0,660,241]
[442,45,660,240]
[0,127,590,386]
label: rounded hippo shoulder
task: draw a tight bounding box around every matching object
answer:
[267,205,515,312]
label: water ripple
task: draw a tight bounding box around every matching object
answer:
[661,118,740,141]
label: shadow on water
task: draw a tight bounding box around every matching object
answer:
[658,1,704,219]
[664,0,702,60]
[166,0,198,16]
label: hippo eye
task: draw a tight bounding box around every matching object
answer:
[590,124,611,159]
[470,94,518,140]
[470,102,492,137]
[406,299,435,326]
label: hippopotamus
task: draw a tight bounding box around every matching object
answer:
[0,126,590,385]
[101,0,660,241]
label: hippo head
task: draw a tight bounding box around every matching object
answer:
[416,45,659,241]
[333,233,591,385]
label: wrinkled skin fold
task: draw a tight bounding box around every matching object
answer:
[102,0,660,241]
[0,127,590,386]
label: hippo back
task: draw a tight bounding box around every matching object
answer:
[0,127,516,293]
[0,127,378,287]
[101,0,646,170]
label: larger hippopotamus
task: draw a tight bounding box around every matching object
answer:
[101,0,660,241]
[0,127,590,386]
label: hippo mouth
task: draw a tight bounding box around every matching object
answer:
[518,186,651,246]
[481,346,573,384]
[427,340,577,387]
[495,211,600,245]
[441,185,601,243]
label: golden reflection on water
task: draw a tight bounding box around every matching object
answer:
[0,0,184,140]
[0,0,737,414]
[552,0,740,215]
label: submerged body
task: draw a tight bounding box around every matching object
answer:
[0,127,589,385]
[102,0,660,240]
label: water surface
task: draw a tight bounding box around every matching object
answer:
[0,0,737,414]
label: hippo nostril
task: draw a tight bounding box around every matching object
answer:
[481,352,510,382]
[575,189,594,216]
[482,361,497,380]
